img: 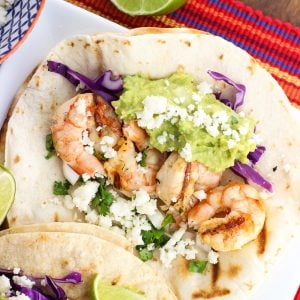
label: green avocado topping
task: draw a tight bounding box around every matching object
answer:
[113,72,256,172]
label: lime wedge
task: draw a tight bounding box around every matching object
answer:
[110,0,187,16]
[91,274,146,300]
[0,165,15,225]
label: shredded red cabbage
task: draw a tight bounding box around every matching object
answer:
[0,269,82,300]
[232,160,272,192]
[47,60,123,102]
[208,70,245,110]
[248,145,266,166]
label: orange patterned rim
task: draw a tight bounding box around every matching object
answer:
[0,0,46,64]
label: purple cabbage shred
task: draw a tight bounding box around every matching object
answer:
[208,70,246,111]
[0,269,82,300]
[47,60,123,102]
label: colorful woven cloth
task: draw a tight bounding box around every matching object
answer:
[68,0,300,106]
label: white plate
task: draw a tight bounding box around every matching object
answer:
[0,0,299,299]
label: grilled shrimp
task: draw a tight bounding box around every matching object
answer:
[104,139,165,196]
[156,153,222,211]
[122,120,149,151]
[188,182,266,251]
[51,93,122,177]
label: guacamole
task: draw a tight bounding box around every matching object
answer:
[113,72,256,172]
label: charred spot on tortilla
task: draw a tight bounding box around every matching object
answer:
[95,39,104,44]
[114,49,120,54]
[272,166,278,172]
[13,155,20,164]
[257,221,267,255]
[53,212,59,222]
[84,43,90,49]
[247,58,257,75]
[111,275,121,285]
[123,40,131,46]
[60,259,70,268]
[157,39,166,44]
[227,264,241,278]
[218,54,224,60]
[181,40,191,47]
[192,288,230,299]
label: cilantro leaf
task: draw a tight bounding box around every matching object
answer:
[45,134,55,159]
[53,180,71,195]
[188,260,208,273]
[91,183,114,216]
[139,150,147,167]
[141,228,169,248]
[138,249,153,262]
[161,214,175,228]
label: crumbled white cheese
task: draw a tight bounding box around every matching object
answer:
[82,173,91,182]
[96,126,102,132]
[134,190,157,216]
[157,131,168,145]
[85,209,99,224]
[12,276,34,288]
[99,135,117,159]
[238,111,245,117]
[159,227,197,267]
[227,139,236,149]
[169,134,175,141]
[197,82,213,95]
[212,111,229,125]
[208,249,219,264]
[99,215,113,228]
[206,124,219,137]
[9,292,31,300]
[148,210,164,229]
[136,152,143,163]
[171,196,177,203]
[192,93,202,102]
[75,98,86,115]
[63,162,80,185]
[0,274,11,295]
[13,268,20,275]
[187,104,195,112]
[164,80,170,87]
[179,143,192,161]
[71,181,100,213]
[64,195,75,210]
[137,96,168,129]
[193,190,207,201]
[147,243,155,251]
[82,130,94,154]
[238,124,249,135]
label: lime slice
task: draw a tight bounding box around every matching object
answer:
[0,165,15,225]
[110,0,187,16]
[91,274,146,300]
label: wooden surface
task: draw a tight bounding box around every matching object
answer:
[241,0,299,26]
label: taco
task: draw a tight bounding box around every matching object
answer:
[2,28,300,299]
[0,225,176,299]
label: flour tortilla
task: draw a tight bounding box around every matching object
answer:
[0,230,176,300]
[0,222,133,251]
[2,28,300,299]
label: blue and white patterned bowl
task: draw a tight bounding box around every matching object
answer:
[0,0,45,63]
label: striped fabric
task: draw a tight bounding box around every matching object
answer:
[68,0,300,107]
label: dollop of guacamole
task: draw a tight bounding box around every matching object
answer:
[113,72,256,172]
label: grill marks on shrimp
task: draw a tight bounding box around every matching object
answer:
[202,216,246,236]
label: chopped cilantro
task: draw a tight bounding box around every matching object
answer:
[230,116,238,125]
[138,249,153,262]
[188,260,208,273]
[139,150,147,167]
[53,180,71,195]
[91,182,114,216]
[161,214,175,228]
[45,134,55,159]
[141,228,169,248]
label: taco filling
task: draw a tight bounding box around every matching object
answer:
[45,61,271,269]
